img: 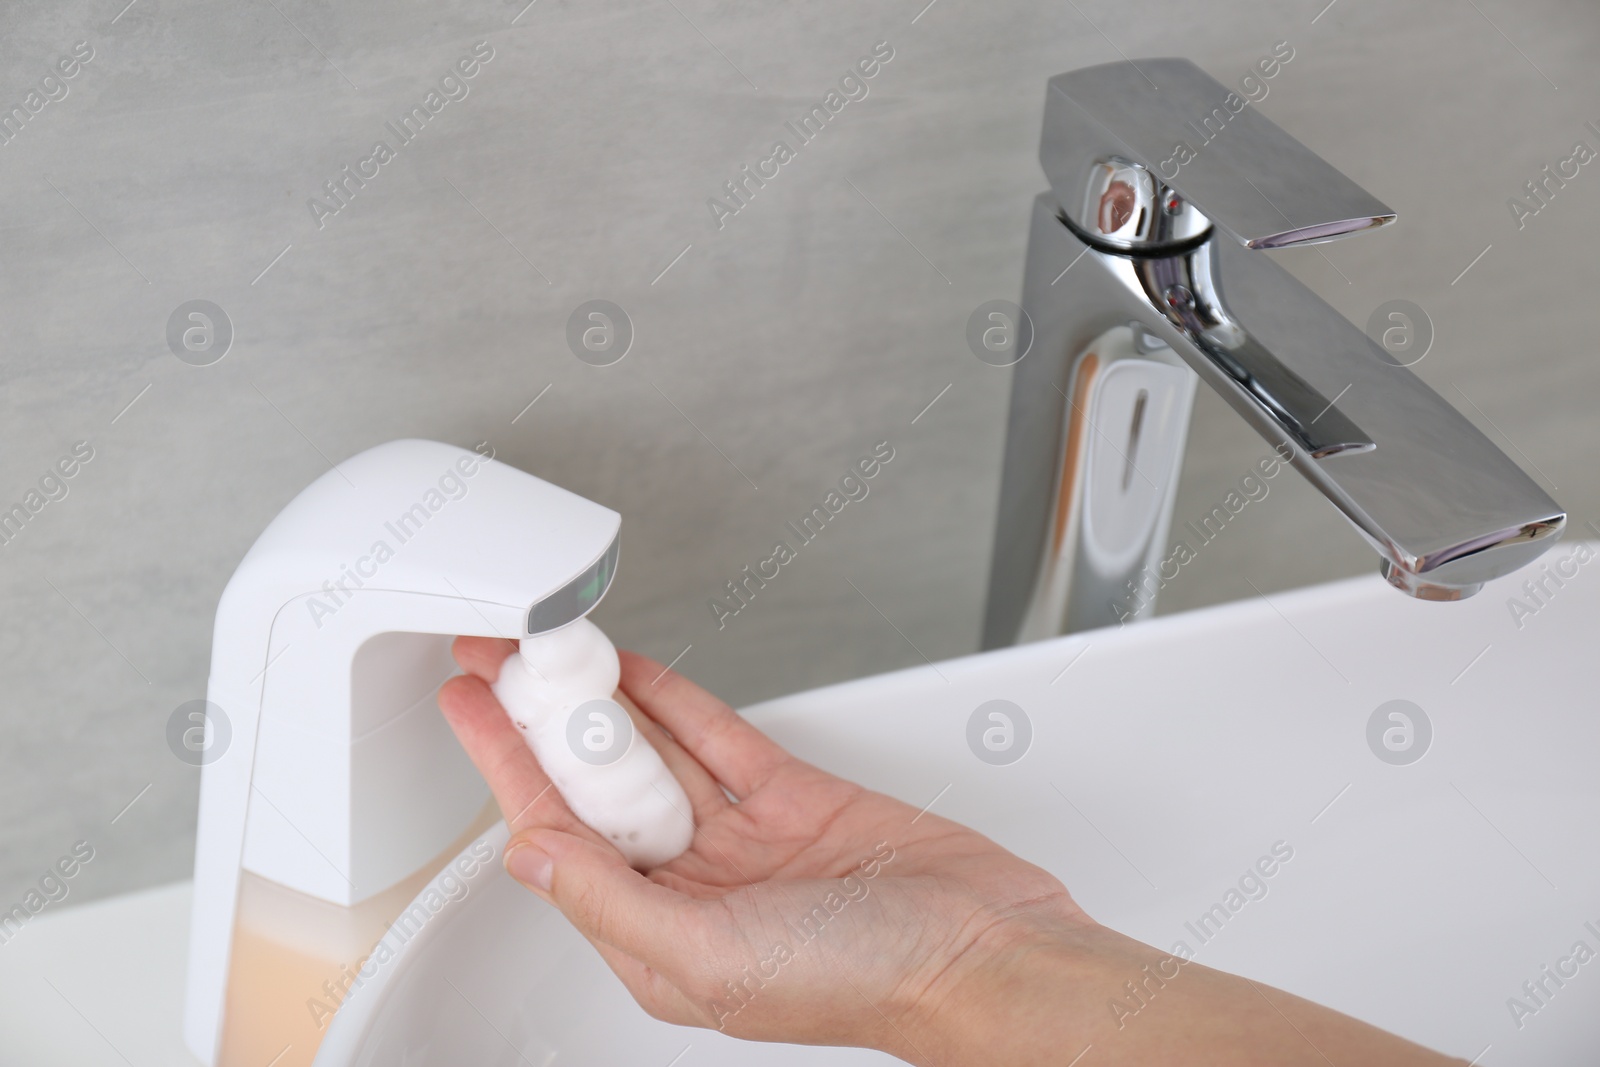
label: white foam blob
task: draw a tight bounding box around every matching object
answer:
[491,618,694,868]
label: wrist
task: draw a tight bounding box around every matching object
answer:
[889,908,1109,1067]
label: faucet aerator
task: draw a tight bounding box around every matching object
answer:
[1380,560,1483,602]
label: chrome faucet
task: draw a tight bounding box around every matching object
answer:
[982,58,1565,646]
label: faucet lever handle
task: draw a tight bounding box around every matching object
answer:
[1042,57,1395,251]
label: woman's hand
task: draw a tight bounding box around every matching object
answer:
[437,638,1085,1060]
[439,639,1467,1066]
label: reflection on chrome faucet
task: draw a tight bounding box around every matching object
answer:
[1110,443,1294,624]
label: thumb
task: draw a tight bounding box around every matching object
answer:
[504,828,700,971]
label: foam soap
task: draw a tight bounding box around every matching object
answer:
[491,618,694,868]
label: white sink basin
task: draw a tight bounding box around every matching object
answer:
[318,543,1600,1066]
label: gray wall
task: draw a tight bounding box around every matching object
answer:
[3,0,1596,907]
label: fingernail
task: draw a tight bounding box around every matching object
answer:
[505,843,553,892]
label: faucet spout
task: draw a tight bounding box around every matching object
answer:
[1102,231,1564,597]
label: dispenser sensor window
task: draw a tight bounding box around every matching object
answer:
[527,532,619,636]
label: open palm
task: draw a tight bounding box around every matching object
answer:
[438,638,1085,1059]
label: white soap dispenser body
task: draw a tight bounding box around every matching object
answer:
[185,439,622,1067]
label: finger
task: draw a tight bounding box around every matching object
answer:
[505,827,715,980]
[437,674,595,840]
[618,649,791,799]
[615,690,729,819]
[452,635,519,683]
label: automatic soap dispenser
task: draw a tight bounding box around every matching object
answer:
[183,439,621,1067]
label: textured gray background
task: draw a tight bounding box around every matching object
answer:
[1,0,1595,907]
